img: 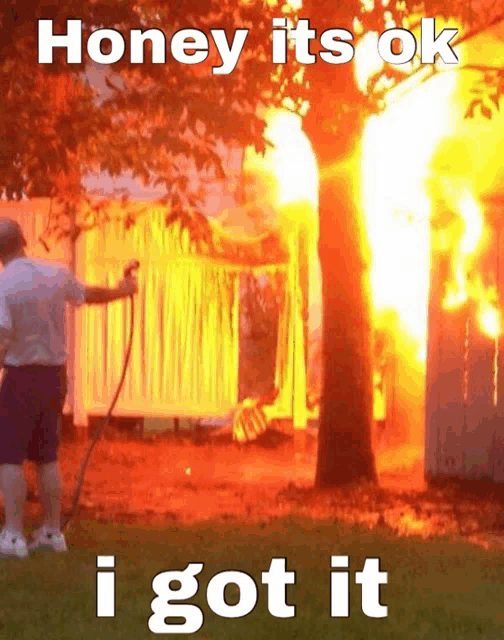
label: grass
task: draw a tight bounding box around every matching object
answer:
[1,518,504,639]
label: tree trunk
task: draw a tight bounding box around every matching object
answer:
[305,120,377,487]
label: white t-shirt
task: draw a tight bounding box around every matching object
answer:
[0,257,86,366]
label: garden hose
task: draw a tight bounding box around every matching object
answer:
[62,260,140,532]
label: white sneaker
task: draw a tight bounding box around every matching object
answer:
[0,529,29,559]
[28,526,67,553]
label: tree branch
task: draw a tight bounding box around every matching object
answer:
[370,13,504,104]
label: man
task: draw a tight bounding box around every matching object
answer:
[0,217,138,558]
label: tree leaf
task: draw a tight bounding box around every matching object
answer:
[464,99,481,119]
[481,104,492,119]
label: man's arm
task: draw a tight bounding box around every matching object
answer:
[84,283,134,304]
[66,263,138,306]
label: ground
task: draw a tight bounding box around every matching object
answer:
[15,430,504,551]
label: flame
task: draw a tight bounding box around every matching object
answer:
[240,108,321,419]
[440,190,501,339]
[354,32,383,94]
[267,112,318,209]
[265,0,302,9]
[358,26,501,357]
[479,305,501,339]
[360,71,457,362]
[356,21,502,439]
[442,191,484,310]
[356,23,456,441]
[244,109,318,211]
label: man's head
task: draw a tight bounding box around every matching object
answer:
[0,218,27,264]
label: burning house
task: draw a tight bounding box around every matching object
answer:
[354,19,504,479]
[425,196,504,484]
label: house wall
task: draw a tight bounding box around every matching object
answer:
[425,217,504,483]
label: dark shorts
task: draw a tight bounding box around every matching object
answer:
[0,365,67,465]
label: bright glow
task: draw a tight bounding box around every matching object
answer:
[243,107,320,428]
[360,72,457,360]
[354,32,383,94]
[458,193,484,256]
[443,190,485,310]
[265,0,302,8]
[244,109,318,212]
[358,22,501,372]
[441,191,500,339]
[478,305,501,340]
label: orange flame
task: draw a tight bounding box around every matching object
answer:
[357,23,500,357]
[359,71,457,362]
[440,190,501,339]
[355,20,502,440]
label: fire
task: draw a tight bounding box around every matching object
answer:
[440,189,501,339]
[479,305,501,339]
[244,109,318,211]
[241,108,321,422]
[360,71,457,362]
[354,32,383,94]
[265,0,302,10]
[355,19,502,443]
[442,191,484,310]
[358,28,500,359]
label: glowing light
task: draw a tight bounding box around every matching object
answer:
[478,305,501,339]
[265,0,302,8]
[397,512,430,536]
[440,190,500,340]
[442,190,485,310]
[244,109,318,211]
[354,32,383,94]
[357,21,500,368]
[458,193,484,257]
[360,71,457,360]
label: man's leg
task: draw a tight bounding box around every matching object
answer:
[0,463,26,535]
[28,366,68,551]
[35,460,61,532]
[0,367,32,543]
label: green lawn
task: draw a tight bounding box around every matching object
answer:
[1,518,503,639]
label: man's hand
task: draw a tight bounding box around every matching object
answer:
[84,261,139,304]
[123,260,140,278]
[117,273,138,297]
[119,260,139,296]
